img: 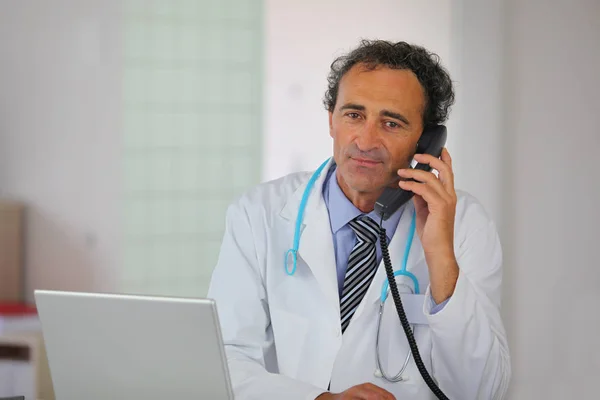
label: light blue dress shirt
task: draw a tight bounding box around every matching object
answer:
[322,164,449,314]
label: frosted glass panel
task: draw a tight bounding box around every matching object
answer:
[122,0,263,297]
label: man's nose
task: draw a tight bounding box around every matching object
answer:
[355,120,380,151]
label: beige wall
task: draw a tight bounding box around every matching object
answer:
[0,0,122,300]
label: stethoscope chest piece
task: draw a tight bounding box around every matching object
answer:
[375,282,416,383]
[374,367,410,382]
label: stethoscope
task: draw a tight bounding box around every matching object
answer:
[284,158,420,383]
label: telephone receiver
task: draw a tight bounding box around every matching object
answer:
[374,125,447,221]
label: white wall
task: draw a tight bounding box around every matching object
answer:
[449,0,505,224]
[263,0,455,182]
[427,0,600,397]
[502,0,600,398]
[0,0,121,301]
[453,0,600,397]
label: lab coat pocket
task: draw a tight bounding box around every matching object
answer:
[381,322,434,400]
[380,295,430,388]
[401,294,428,325]
[269,306,308,378]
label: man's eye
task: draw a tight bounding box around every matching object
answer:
[347,112,360,119]
[385,121,400,129]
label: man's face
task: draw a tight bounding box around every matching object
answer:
[329,64,426,196]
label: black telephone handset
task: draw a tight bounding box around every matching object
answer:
[375,125,447,221]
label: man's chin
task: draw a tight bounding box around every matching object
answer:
[346,179,387,195]
[338,166,390,194]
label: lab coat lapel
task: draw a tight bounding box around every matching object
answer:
[279,159,340,314]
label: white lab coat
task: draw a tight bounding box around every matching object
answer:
[207,160,511,400]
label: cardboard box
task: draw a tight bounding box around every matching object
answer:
[0,201,24,302]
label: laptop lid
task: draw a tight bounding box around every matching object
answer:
[34,290,233,400]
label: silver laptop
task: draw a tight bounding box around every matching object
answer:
[34,290,234,400]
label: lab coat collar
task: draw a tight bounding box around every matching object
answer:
[279,158,340,314]
[279,158,335,223]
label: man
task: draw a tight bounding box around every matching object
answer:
[208,40,510,399]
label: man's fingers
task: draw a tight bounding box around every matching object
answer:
[346,383,396,399]
[440,148,454,189]
[441,147,452,167]
[399,180,441,208]
[413,149,455,193]
[362,383,395,399]
[398,168,451,202]
[398,180,457,217]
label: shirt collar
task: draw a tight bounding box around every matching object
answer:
[325,164,403,240]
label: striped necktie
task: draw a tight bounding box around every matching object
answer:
[340,215,380,333]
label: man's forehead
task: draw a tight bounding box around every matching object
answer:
[337,65,425,112]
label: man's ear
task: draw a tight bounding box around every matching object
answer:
[328,111,334,138]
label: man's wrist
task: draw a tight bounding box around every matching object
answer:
[428,257,459,304]
[316,393,334,400]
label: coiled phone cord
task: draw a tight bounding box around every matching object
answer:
[378,222,450,400]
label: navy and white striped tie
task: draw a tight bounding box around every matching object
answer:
[340,215,380,333]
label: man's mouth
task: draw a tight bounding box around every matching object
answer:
[351,157,381,166]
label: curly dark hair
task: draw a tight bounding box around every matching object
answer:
[324,39,455,129]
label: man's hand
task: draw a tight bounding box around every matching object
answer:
[316,383,396,400]
[397,147,459,304]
